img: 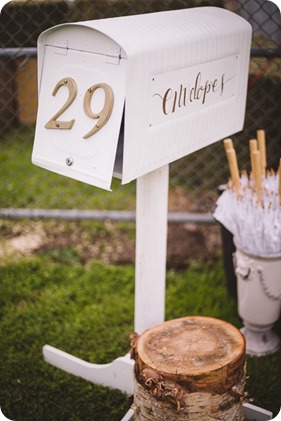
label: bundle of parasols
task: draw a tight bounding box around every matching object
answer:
[213,129,281,256]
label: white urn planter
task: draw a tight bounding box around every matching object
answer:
[234,244,281,356]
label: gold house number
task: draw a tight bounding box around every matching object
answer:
[45,77,114,139]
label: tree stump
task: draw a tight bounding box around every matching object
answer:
[131,316,246,420]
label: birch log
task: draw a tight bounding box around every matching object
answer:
[132,316,246,421]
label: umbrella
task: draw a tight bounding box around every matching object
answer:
[213,131,281,256]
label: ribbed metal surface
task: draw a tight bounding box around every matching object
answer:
[81,7,252,184]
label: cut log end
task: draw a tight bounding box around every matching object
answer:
[132,316,246,420]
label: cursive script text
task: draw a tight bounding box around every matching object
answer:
[158,72,225,115]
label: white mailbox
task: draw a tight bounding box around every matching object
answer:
[32,7,252,190]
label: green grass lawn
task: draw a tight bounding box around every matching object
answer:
[0,127,136,211]
[0,256,280,420]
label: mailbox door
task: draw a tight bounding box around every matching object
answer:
[32,44,126,190]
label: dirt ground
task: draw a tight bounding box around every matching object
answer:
[0,189,222,268]
[0,220,221,268]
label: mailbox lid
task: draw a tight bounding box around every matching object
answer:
[33,25,126,190]
[81,7,252,184]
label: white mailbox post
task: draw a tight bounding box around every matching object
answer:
[32,6,252,411]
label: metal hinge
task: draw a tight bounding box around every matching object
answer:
[105,47,122,65]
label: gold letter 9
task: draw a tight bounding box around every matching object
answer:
[83,83,114,139]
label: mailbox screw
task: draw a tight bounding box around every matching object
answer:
[64,79,68,84]
[56,123,60,128]
[66,157,73,166]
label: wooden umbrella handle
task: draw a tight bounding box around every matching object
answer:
[279,158,281,207]
[257,129,267,176]
[249,139,257,176]
[223,138,233,153]
[253,150,262,204]
[226,148,240,195]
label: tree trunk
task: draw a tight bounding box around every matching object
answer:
[132,316,246,420]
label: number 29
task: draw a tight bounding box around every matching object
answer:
[44,77,114,139]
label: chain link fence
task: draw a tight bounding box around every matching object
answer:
[0,0,280,213]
